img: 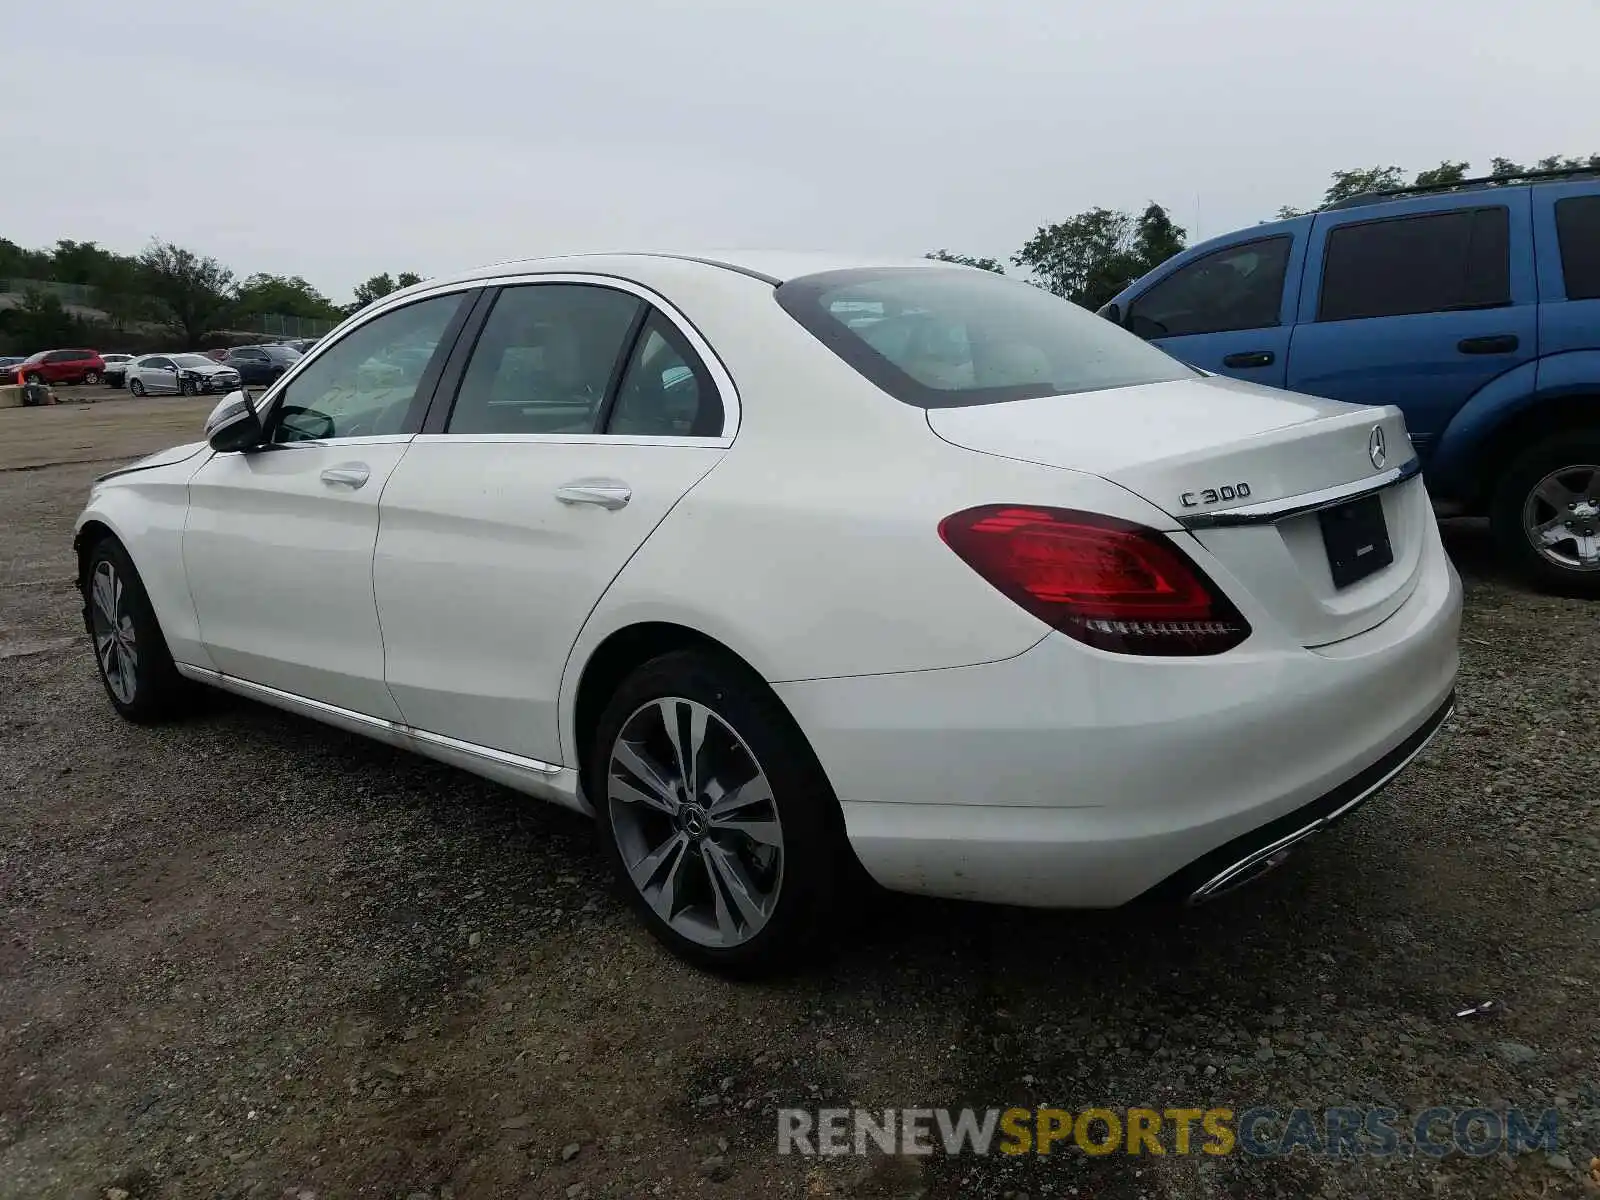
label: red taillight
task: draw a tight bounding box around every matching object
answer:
[938,505,1250,655]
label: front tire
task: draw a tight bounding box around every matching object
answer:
[82,538,189,723]
[590,650,848,976]
[82,370,101,385]
[23,372,42,385]
[129,378,146,397]
[179,379,198,396]
[1490,430,1600,597]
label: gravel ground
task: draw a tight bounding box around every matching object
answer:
[1,396,1597,1200]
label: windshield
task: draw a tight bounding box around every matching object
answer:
[266,345,302,361]
[172,354,214,368]
[775,267,1196,409]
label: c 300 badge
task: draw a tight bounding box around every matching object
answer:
[1179,482,1252,508]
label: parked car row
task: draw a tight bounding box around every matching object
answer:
[6,343,307,390]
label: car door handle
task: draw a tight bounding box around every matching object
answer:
[319,464,370,489]
[1222,350,1275,368]
[1457,334,1519,355]
[555,481,632,510]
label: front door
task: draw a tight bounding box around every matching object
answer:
[182,290,471,718]
[1124,234,1299,389]
[374,281,730,766]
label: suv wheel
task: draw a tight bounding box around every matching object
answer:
[1490,430,1600,597]
[23,372,42,385]
[82,370,101,385]
[590,649,849,976]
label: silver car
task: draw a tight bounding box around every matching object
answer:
[126,354,242,397]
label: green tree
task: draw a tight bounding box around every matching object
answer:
[1012,202,1186,310]
[1412,160,1470,188]
[233,273,340,321]
[924,250,1005,273]
[347,271,424,314]
[138,240,235,348]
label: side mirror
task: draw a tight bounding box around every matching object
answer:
[1097,302,1123,325]
[205,390,265,452]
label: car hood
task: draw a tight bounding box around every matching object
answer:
[95,441,209,483]
[182,362,235,374]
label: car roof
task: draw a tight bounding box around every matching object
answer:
[423,250,955,291]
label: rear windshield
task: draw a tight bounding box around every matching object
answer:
[775,267,1195,409]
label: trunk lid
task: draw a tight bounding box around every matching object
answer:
[926,375,1427,647]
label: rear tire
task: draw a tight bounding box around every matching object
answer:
[589,649,849,976]
[82,537,191,723]
[82,370,101,385]
[129,378,146,397]
[1489,429,1600,597]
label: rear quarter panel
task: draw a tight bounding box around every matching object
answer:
[555,267,1186,766]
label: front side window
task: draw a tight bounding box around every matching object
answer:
[776,267,1194,409]
[606,315,722,436]
[1555,195,1600,301]
[445,284,642,435]
[267,292,465,443]
[1126,238,1290,339]
[1319,206,1510,322]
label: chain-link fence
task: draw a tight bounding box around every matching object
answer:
[0,279,99,307]
[241,312,338,339]
[0,279,338,340]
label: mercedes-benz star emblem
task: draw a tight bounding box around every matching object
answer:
[1368,425,1387,470]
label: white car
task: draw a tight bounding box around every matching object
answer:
[100,353,136,387]
[73,253,1461,973]
[126,353,242,397]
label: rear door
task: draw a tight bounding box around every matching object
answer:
[1532,182,1600,364]
[1286,190,1538,451]
[374,277,732,766]
[1122,231,1304,388]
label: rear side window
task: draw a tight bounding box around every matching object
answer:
[775,267,1194,409]
[606,314,723,437]
[1319,207,1509,322]
[1126,237,1290,338]
[1555,195,1600,301]
[445,284,642,435]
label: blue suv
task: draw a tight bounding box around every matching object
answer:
[1102,169,1600,594]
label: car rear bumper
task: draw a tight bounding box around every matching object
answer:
[773,530,1461,908]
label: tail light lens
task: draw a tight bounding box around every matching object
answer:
[939,505,1250,655]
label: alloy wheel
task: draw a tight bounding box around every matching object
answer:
[130,379,145,396]
[1522,463,1600,572]
[607,696,784,949]
[89,560,138,704]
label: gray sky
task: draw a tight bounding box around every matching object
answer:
[7,0,1596,303]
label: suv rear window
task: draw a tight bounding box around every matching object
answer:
[1318,206,1510,322]
[775,267,1195,409]
[1555,195,1600,301]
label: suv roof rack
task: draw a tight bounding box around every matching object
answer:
[1325,165,1600,211]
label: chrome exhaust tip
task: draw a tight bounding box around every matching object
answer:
[1186,824,1321,905]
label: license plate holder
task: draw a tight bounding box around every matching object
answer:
[1318,493,1393,588]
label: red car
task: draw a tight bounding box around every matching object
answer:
[15,349,106,386]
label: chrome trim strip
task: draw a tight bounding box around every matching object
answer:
[408,726,563,775]
[1178,457,1422,529]
[174,665,564,776]
[1187,698,1453,904]
[253,272,742,444]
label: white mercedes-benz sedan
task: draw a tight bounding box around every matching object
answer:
[74,252,1461,973]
